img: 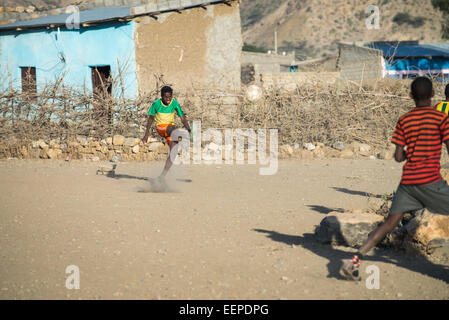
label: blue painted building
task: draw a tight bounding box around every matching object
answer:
[0,1,242,99]
[0,7,139,99]
[368,41,449,81]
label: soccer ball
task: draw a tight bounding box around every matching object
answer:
[245,85,263,102]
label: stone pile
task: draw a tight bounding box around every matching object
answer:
[278,141,396,160]
[1,138,402,162]
[24,135,169,162]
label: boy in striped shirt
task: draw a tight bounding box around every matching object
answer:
[341,77,449,281]
[434,83,449,114]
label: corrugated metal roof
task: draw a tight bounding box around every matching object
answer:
[369,43,449,58]
[0,0,232,31]
[428,44,449,52]
[0,6,133,30]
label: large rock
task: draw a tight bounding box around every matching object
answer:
[313,147,325,158]
[442,169,449,183]
[332,141,345,151]
[89,141,100,149]
[279,145,293,157]
[405,210,449,246]
[405,210,449,259]
[76,136,88,146]
[315,211,384,247]
[124,137,140,147]
[377,150,391,160]
[324,147,341,158]
[37,140,48,149]
[303,143,316,151]
[45,148,61,160]
[113,135,125,146]
[148,141,164,152]
[339,150,354,159]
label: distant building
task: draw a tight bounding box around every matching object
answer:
[337,42,384,82]
[241,51,298,85]
[0,0,242,99]
[338,41,449,82]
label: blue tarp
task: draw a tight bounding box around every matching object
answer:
[370,44,449,58]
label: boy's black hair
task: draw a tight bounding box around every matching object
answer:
[161,86,173,96]
[411,76,433,101]
[445,83,449,100]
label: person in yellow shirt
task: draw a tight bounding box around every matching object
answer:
[434,84,449,114]
[141,86,191,179]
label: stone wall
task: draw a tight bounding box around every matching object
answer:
[0,135,169,162]
[0,139,397,162]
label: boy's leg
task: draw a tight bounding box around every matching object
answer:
[160,140,177,177]
[340,213,404,281]
[358,213,405,256]
[160,125,178,178]
[340,184,423,281]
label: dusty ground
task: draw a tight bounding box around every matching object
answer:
[0,158,448,300]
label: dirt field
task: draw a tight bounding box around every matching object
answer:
[0,159,448,300]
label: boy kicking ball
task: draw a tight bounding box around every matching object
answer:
[340,77,449,281]
[141,86,191,183]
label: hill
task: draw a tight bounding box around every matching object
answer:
[0,0,71,8]
[240,0,446,58]
[1,0,446,59]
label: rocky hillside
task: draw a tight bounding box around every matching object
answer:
[0,0,72,8]
[2,0,446,59]
[241,0,446,58]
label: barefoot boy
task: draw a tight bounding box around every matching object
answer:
[141,86,191,179]
[341,77,449,281]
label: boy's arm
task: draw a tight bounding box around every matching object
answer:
[180,115,191,133]
[175,103,191,133]
[141,115,155,143]
[394,144,407,163]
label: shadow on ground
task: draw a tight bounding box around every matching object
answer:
[331,187,382,198]
[253,229,449,284]
[306,205,344,214]
[107,172,149,181]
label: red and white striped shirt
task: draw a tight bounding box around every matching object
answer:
[392,106,449,185]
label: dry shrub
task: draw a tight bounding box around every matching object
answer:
[238,78,447,148]
[1,75,448,153]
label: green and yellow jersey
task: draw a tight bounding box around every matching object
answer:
[434,101,449,115]
[148,98,185,126]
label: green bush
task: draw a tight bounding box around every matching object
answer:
[432,0,449,12]
[432,0,449,39]
[392,12,426,28]
[242,43,267,53]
